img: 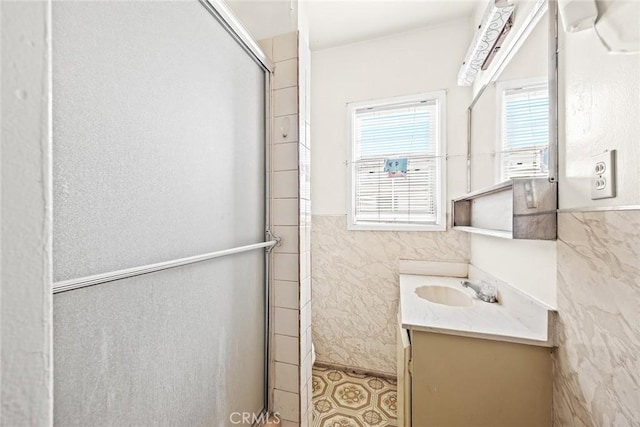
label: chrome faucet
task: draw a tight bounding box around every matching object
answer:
[461,280,498,303]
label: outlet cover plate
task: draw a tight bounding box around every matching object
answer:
[591,150,616,200]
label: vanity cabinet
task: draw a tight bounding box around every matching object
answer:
[408,330,552,427]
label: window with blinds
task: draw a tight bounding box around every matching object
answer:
[498,79,549,182]
[347,92,446,231]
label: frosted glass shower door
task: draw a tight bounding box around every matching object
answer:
[52,1,270,426]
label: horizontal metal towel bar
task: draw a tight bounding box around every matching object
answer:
[53,240,278,294]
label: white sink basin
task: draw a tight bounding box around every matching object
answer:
[415,285,473,307]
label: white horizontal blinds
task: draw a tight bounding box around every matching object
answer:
[353,100,439,224]
[500,82,549,181]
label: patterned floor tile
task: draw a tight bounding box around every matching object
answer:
[312,367,397,427]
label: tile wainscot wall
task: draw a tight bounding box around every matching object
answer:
[553,210,640,426]
[311,215,468,375]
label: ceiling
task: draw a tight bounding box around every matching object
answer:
[307,0,478,50]
[226,0,478,51]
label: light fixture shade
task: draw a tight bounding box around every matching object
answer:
[458,1,515,86]
[558,0,597,33]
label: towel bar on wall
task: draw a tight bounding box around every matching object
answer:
[52,240,278,294]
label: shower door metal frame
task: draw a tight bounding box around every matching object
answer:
[52,0,276,418]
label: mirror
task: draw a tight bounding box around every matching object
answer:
[469,4,552,191]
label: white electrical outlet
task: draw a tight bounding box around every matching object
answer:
[591,150,616,200]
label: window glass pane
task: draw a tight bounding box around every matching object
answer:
[354,156,437,223]
[350,96,442,227]
[358,110,433,156]
[500,83,549,180]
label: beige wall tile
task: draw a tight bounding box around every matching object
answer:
[274,87,298,117]
[275,362,299,393]
[274,307,299,337]
[274,389,299,423]
[273,199,299,226]
[273,58,298,90]
[272,226,299,254]
[273,143,299,172]
[553,210,640,426]
[274,115,299,144]
[273,32,298,62]
[275,334,299,365]
[274,280,299,310]
[273,170,298,199]
[273,253,299,281]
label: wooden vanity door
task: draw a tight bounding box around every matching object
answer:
[410,331,552,427]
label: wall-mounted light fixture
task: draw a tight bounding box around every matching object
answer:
[458,0,515,86]
[481,15,513,71]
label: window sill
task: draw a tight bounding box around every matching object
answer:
[347,222,447,232]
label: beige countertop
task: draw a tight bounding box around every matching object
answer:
[399,273,556,347]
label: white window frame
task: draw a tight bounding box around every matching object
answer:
[347,91,447,232]
[495,76,549,183]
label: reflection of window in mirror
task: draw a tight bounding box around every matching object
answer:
[496,77,549,182]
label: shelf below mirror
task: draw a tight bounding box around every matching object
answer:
[452,178,557,240]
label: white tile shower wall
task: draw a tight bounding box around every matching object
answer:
[297,32,313,427]
[264,30,313,426]
[263,31,302,426]
[312,215,469,375]
[553,210,640,426]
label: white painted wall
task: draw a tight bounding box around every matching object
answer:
[1,2,53,425]
[312,20,473,216]
[558,2,640,209]
[226,0,299,42]
[470,236,556,306]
